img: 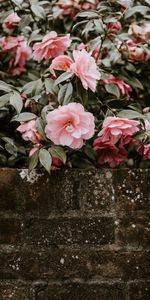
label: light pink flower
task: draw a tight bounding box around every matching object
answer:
[17,120,42,144]
[129,23,150,43]
[45,103,95,149]
[78,43,101,65]
[49,55,73,76]
[99,117,139,144]
[137,144,150,160]
[102,74,132,97]
[2,12,21,33]
[70,49,101,92]
[33,31,71,63]
[93,139,127,168]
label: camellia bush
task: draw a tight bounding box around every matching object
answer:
[0,0,150,172]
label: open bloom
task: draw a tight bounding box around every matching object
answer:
[70,49,101,92]
[45,103,95,149]
[33,31,71,63]
[102,74,132,97]
[93,139,127,168]
[17,120,42,144]
[2,12,21,33]
[49,55,73,76]
[99,117,139,144]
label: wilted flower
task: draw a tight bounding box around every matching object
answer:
[0,36,31,75]
[102,74,132,97]
[33,31,71,63]
[45,103,95,149]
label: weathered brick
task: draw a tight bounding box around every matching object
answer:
[33,281,126,300]
[0,280,31,300]
[23,217,115,246]
[0,218,21,244]
[0,169,25,212]
[115,214,150,247]
[113,169,150,214]
[1,248,149,282]
[127,280,150,300]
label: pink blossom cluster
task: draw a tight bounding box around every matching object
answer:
[52,0,98,19]
[0,36,31,75]
[3,12,21,33]
[93,117,139,168]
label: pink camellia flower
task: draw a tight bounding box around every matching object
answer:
[107,22,122,37]
[2,12,21,33]
[137,144,150,160]
[33,31,71,63]
[99,117,139,144]
[0,36,31,75]
[17,120,42,144]
[49,55,73,76]
[128,23,150,43]
[93,138,127,168]
[70,49,101,92]
[119,40,147,61]
[102,74,132,97]
[45,103,95,149]
[78,43,101,65]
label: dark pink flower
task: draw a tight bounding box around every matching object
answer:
[137,144,150,160]
[93,138,127,168]
[107,22,122,37]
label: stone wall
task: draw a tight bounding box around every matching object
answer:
[0,168,149,300]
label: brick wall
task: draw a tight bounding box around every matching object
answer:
[0,168,149,300]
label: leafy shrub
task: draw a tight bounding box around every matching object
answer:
[0,0,150,171]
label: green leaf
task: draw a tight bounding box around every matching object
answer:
[29,150,39,171]
[39,149,52,173]
[76,11,99,18]
[145,113,150,123]
[9,92,23,114]
[31,4,46,19]
[105,83,120,98]
[0,94,10,108]
[22,79,43,95]
[35,117,46,139]
[49,146,67,164]
[19,15,32,30]
[125,6,150,18]
[45,78,58,95]
[117,110,143,119]
[0,81,12,93]
[54,72,73,86]
[12,112,36,122]
[58,83,73,105]
[11,0,23,7]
